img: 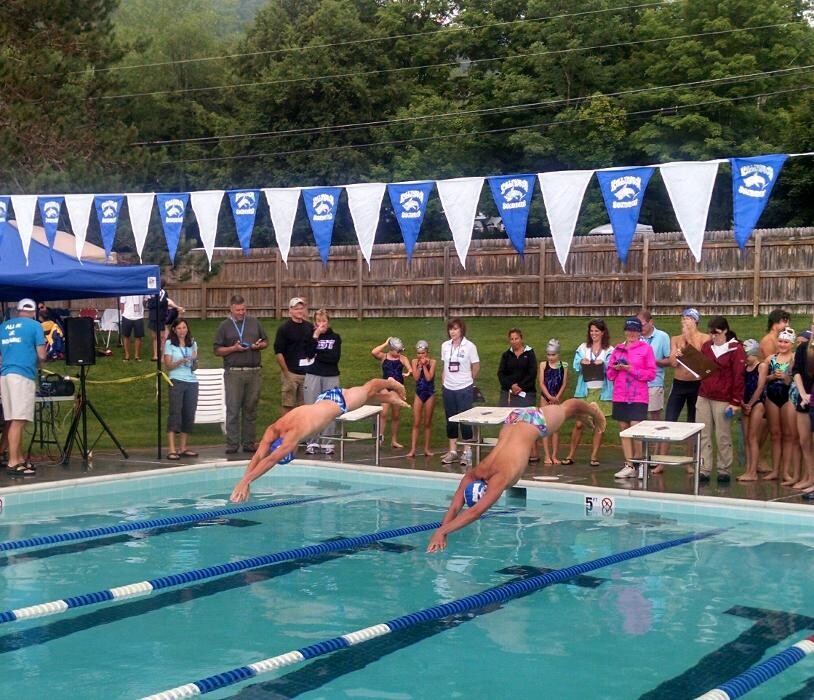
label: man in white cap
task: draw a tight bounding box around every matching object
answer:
[0,299,46,475]
[273,297,313,415]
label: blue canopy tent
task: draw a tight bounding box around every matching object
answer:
[0,221,164,461]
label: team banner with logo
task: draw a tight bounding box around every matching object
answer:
[0,196,9,224]
[346,182,385,268]
[660,161,719,263]
[387,181,433,262]
[263,187,301,266]
[93,194,124,260]
[157,192,189,264]
[303,186,342,264]
[488,174,535,257]
[191,190,224,270]
[38,195,64,260]
[538,170,594,272]
[227,189,260,255]
[65,194,94,262]
[731,154,788,250]
[127,192,155,262]
[436,177,483,268]
[596,167,654,263]
[10,195,37,264]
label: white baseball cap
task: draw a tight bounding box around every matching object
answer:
[288,297,306,308]
[17,298,36,311]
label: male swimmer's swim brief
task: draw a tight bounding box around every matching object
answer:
[316,387,348,414]
[503,407,549,438]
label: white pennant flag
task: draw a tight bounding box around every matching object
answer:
[64,193,94,262]
[538,170,594,271]
[660,161,719,262]
[436,176,484,268]
[127,192,155,262]
[190,190,224,271]
[346,182,385,268]
[10,194,37,264]
[263,187,301,266]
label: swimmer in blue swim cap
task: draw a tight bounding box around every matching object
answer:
[230,378,409,503]
[426,399,605,553]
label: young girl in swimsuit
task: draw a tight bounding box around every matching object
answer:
[372,337,412,448]
[739,339,766,482]
[762,328,798,482]
[406,340,437,458]
[538,338,568,465]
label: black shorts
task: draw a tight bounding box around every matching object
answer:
[612,401,648,422]
[121,317,144,338]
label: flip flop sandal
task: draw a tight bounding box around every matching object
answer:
[590,459,601,467]
[166,452,180,460]
[7,462,36,476]
[180,450,199,457]
[560,458,575,465]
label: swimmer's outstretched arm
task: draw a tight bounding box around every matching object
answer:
[426,473,509,553]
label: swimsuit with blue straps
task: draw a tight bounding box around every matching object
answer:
[316,387,348,414]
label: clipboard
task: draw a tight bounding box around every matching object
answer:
[581,361,605,383]
[676,344,718,379]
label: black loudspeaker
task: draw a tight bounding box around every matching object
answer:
[64,317,96,366]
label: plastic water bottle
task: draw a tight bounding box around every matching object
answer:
[462,446,472,467]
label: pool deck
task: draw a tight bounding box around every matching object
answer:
[3,439,813,509]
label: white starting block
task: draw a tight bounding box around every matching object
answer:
[335,405,383,465]
[449,406,514,464]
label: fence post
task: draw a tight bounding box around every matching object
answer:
[641,233,650,309]
[357,248,364,320]
[538,237,546,319]
[443,244,450,320]
[275,249,283,319]
[752,230,762,317]
[200,282,208,319]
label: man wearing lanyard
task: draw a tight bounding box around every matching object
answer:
[214,295,269,454]
[273,297,314,415]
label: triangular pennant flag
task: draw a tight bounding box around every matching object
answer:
[731,154,788,250]
[595,166,654,263]
[126,192,155,262]
[10,194,37,264]
[487,174,535,257]
[538,170,594,272]
[94,194,124,260]
[660,161,719,262]
[64,193,94,262]
[387,181,434,262]
[346,182,385,268]
[156,192,189,264]
[262,187,301,266]
[436,176,484,268]
[0,196,9,223]
[190,190,224,271]
[38,195,64,261]
[302,186,342,264]
[227,189,260,255]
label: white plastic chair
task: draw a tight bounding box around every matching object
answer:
[98,308,120,349]
[193,368,226,433]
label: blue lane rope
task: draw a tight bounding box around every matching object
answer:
[695,633,814,699]
[0,494,346,553]
[140,527,725,699]
[0,520,441,625]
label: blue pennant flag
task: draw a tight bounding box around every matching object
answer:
[227,189,260,255]
[0,196,9,224]
[387,182,434,261]
[596,167,654,263]
[731,154,788,250]
[94,194,124,259]
[487,174,535,256]
[303,187,342,263]
[38,195,64,261]
[156,192,189,264]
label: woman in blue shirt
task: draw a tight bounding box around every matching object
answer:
[163,319,199,459]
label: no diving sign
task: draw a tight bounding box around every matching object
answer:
[585,495,615,517]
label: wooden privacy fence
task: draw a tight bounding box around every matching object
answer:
[76,227,814,319]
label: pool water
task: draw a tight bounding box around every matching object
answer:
[1,467,813,699]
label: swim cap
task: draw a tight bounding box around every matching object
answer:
[778,328,796,343]
[416,339,429,351]
[270,437,295,465]
[682,308,700,323]
[388,336,404,352]
[742,339,760,356]
[546,338,560,355]
[464,479,488,508]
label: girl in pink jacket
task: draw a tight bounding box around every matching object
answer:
[607,317,657,478]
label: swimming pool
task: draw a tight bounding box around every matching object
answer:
[1,463,813,699]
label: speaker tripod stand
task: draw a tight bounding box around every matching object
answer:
[62,364,128,464]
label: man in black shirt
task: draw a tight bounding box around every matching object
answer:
[213,294,269,454]
[274,297,313,415]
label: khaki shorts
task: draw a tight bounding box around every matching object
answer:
[648,386,665,413]
[1,374,36,422]
[281,372,305,408]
